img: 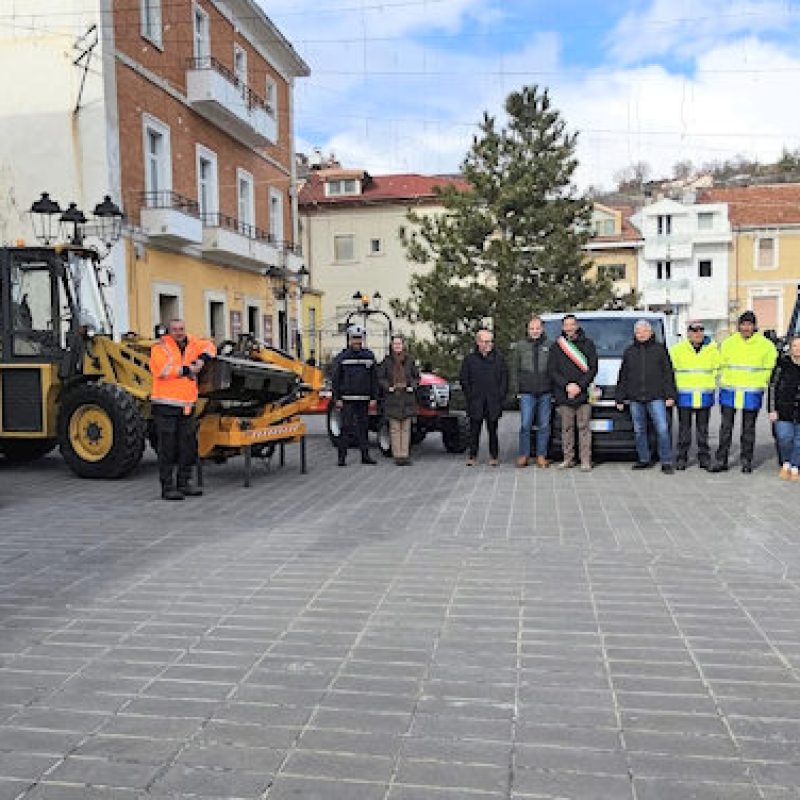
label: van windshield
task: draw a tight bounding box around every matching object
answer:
[542,318,665,358]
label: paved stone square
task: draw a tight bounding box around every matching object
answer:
[1,412,800,799]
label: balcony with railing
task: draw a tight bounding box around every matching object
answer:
[186,57,277,148]
[642,234,693,262]
[139,191,203,244]
[201,212,282,270]
[641,277,692,306]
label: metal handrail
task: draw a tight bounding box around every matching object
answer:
[140,191,200,218]
[186,56,273,115]
[201,212,275,243]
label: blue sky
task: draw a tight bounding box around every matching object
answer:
[263,0,800,188]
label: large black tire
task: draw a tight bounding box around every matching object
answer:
[326,404,342,448]
[58,383,146,479]
[441,416,469,453]
[0,438,57,463]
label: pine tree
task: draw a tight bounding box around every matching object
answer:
[393,85,614,376]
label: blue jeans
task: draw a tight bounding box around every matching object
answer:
[630,400,673,465]
[519,392,552,457]
[775,420,800,467]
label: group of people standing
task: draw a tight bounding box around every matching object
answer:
[148,311,799,496]
[466,313,602,471]
[331,309,800,479]
[330,324,419,466]
[470,310,796,478]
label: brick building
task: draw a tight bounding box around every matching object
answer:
[0,0,309,348]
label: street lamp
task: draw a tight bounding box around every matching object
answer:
[30,192,62,245]
[93,195,124,248]
[267,263,309,354]
[29,193,125,249]
[59,202,88,246]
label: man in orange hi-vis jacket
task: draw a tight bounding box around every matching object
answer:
[149,319,216,500]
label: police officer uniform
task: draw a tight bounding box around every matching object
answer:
[331,325,379,466]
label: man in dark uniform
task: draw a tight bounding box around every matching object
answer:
[331,324,379,466]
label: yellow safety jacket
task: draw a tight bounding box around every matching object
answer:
[718,331,777,410]
[669,338,720,409]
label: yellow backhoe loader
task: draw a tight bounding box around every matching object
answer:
[0,244,322,480]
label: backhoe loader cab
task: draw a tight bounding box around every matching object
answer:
[0,245,147,475]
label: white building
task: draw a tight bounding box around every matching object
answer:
[631,196,732,338]
[299,167,467,360]
[0,0,307,340]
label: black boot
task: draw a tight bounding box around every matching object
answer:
[709,461,728,473]
[361,451,377,465]
[741,460,753,474]
[338,450,347,467]
[178,482,203,497]
[161,483,184,501]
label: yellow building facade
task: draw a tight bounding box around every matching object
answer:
[699,185,800,335]
[729,230,800,335]
[124,241,301,348]
[583,204,643,300]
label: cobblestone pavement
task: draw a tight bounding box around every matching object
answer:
[1,412,800,799]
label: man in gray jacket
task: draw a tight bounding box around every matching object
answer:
[510,315,552,468]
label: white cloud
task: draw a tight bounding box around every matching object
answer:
[607,0,793,65]
[263,0,800,190]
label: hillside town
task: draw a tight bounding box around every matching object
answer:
[1,1,798,367]
[2,3,800,799]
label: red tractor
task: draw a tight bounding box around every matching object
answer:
[323,298,469,456]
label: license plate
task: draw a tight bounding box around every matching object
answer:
[590,419,613,432]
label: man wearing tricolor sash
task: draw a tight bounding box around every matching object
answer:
[710,310,777,473]
[669,320,720,471]
[547,314,598,471]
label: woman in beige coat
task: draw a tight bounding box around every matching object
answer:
[377,335,420,465]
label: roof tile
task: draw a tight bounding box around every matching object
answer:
[698,184,800,226]
[299,172,469,206]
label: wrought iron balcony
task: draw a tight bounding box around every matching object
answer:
[200,212,281,270]
[185,57,277,147]
[139,191,202,244]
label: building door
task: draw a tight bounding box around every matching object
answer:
[209,300,225,341]
[278,309,287,350]
[247,305,259,338]
[752,295,779,332]
[158,293,179,327]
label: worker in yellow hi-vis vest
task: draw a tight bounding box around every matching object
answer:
[669,320,720,471]
[710,310,777,474]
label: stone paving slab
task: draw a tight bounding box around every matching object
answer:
[1,413,800,798]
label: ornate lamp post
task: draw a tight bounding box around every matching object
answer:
[92,195,124,248]
[30,192,63,245]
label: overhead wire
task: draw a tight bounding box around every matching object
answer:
[6,1,800,172]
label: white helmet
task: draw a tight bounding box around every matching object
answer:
[347,323,366,338]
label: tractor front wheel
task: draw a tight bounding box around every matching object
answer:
[58,383,145,479]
